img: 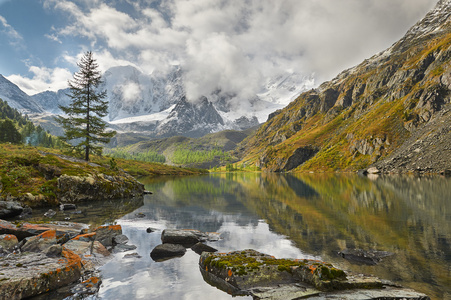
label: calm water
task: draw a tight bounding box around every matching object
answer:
[30,173,451,299]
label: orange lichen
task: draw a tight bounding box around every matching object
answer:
[309,265,317,274]
[228,269,233,277]
[2,234,16,241]
[72,233,96,240]
[39,230,57,239]
[61,247,82,270]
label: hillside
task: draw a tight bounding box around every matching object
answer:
[106,127,257,168]
[240,0,451,173]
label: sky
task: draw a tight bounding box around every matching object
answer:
[0,0,438,98]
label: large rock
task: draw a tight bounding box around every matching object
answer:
[57,173,144,203]
[0,248,83,299]
[199,249,430,299]
[150,243,186,261]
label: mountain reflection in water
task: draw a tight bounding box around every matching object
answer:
[97,173,450,300]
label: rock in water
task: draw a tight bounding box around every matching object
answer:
[199,249,430,299]
[150,243,186,261]
[191,242,218,255]
[161,229,202,247]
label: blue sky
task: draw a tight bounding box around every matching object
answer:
[0,0,438,96]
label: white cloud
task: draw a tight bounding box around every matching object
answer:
[7,66,72,95]
[0,15,23,47]
[20,0,438,101]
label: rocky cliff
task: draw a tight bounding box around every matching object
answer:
[240,0,451,173]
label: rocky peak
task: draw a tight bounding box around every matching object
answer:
[0,75,44,113]
[155,96,225,138]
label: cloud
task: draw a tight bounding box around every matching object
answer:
[25,0,439,101]
[7,66,72,95]
[0,15,23,47]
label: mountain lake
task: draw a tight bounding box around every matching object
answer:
[26,173,450,300]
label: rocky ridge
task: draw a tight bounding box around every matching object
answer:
[240,0,451,173]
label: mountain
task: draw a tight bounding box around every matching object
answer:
[28,65,311,138]
[239,0,451,173]
[0,75,44,114]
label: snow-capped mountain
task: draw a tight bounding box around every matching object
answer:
[3,65,314,138]
[0,75,44,114]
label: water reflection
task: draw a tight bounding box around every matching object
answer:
[98,173,450,300]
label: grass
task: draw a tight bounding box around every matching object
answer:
[0,144,206,206]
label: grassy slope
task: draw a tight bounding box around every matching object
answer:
[0,144,206,206]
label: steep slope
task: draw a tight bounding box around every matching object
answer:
[240,0,451,173]
[0,75,43,114]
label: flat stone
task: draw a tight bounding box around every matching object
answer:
[151,243,186,261]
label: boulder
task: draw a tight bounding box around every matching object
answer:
[0,201,24,218]
[151,243,186,261]
[0,248,82,299]
[191,242,218,255]
[93,224,122,247]
[199,249,430,299]
[0,234,18,252]
[21,230,58,253]
[57,173,144,203]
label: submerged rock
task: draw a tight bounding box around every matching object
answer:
[191,242,218,255]
[338,248,393,265]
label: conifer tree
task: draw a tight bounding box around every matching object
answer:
[56,51,115,161]
[0,119,22,144]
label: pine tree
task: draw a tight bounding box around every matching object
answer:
[0,119,22,144]
[56,51,115,161]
